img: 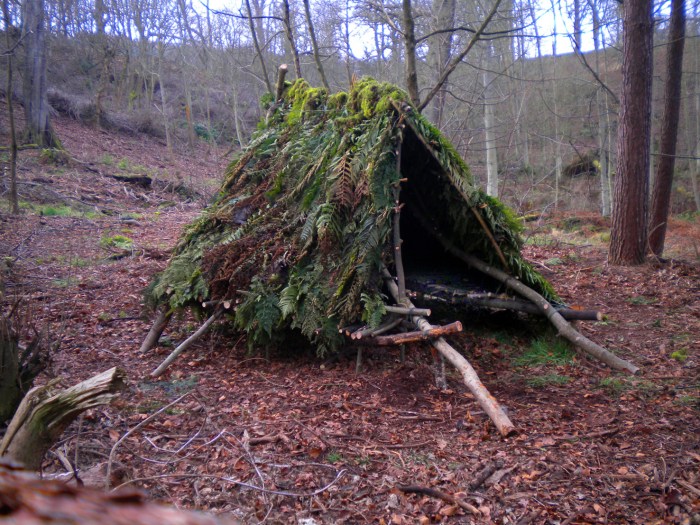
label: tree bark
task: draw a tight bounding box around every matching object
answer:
[244,0,273,94]
[302,0,330,91]
[609,0,653,265]
[3,0,19,214]
[648,0,685,256]
[0,368,126,471]
[281,0,302,79]
[21,0,59,148]
[139,309,172,354]
[402,0,420,107]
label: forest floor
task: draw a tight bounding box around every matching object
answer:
[1,110,699,525]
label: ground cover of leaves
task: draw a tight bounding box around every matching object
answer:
[1,111,698,524]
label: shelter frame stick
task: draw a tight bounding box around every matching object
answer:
[410,210,639,374]
[381,266,516,437]
[150,309,223,377]
[393,134,407,301]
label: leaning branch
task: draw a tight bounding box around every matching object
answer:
[412,213,639,374]
[382,267,516,437]
[150,310,223,377]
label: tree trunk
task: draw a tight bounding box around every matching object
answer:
[483,65,498,197]
[648,0,685,256]
[402,0,420,107]
[244,0,272,94]
[281,0,302,79]
[21,0,60,147]
[302,0,330,91]
[609,0,654,265]
[427,0,455,126]
[3,0,19,214]
[0,367,125,470]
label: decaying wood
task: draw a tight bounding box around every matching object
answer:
[350,317,402,339]
[0,463,240,524]
[382,267,516,437]
[150,310,223,377]
[397,485,480,515]
[275,63,288,101]
[0,367,125,470]
[370,321,462,346]
[411,210,640,374]
[138,308,172,354]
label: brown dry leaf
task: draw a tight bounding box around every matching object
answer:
[108,429,120,442]
[439,504,459,516]
[390,513,403,524]
[308,447,323,459]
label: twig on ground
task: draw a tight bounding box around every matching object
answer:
[397,485,480,515]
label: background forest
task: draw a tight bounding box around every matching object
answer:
[2,0,700,219]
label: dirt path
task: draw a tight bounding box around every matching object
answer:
[1,115,698,524]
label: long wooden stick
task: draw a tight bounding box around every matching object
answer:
[150,310,223,377]
[382,267,516,437]
[411,212,639,374]
[370,321,462,346]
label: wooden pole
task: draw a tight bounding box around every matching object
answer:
[382,267,516,437]
[150,310,223,377]
[369,321,462,346]
[411,212,639,374]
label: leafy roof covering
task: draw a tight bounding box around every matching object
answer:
[148,78,556,354]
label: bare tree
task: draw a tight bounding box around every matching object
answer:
[648,0,686,256]
[609,0,653,265]
[3,0,19,214]
[21,0,60,147]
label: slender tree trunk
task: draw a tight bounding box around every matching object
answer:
[244,0,272,93]
[609,0,653,265]
[427,0,455,126]
[483,66,498,197]
[3,2,19,214]
[21,0,59,147]
[648,0,686,256]
[281,0,302,79]
[402,0,420,107]
[157,42,172,153]
[302,0,330,90]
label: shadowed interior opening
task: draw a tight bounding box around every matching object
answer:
[397,127,503,297]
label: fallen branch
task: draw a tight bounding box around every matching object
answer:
[370,321,462,346]
[397,485,480,515]
[0,368,125,470]
[150,310,223,377]
[411,211,639,374]
[382,267,516,437]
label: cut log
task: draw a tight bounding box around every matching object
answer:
[411,210,640,374]
[0,367,126,470]
[382,267,516,437]
[150,310,223,377]
[139,309,172,354]
[370,321,462,346]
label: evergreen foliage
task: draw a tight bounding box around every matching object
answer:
[147,78,557,355]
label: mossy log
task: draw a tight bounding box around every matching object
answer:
[0,367,126,470]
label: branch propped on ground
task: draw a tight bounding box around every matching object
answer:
[382,267,516,437]
[0,367,126,470]
[412,211,640,375]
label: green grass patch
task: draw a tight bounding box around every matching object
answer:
[101,154,115,166]
[526,374,572,388]
[670,348,689,363]
[100,234,134,251]
[40,205,74,217]
[513,336,575,367]
[544,257,564,266]
[139,375,199,396]
[598,377,661,397]
[52,277,78,288]
[627,295,658,306]
[326,451,343,463]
